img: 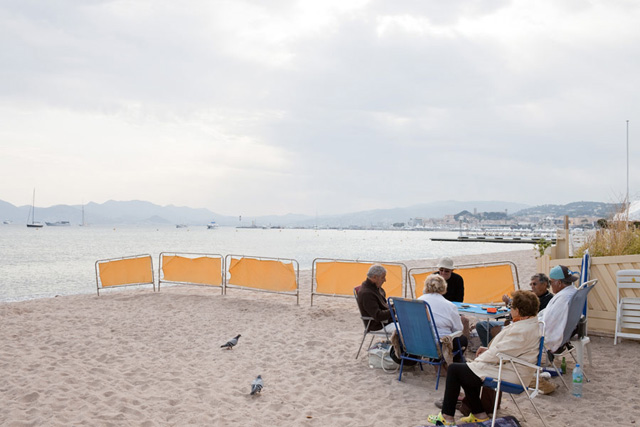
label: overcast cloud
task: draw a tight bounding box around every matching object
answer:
[1,0,638,215]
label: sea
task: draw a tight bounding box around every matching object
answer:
[0,224,534,302]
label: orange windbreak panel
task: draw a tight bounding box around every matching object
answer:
[162,255,222,286]
[315,262,404,297]
[99,256,153,287]
[228,257,297,292]
[413,264,515,303]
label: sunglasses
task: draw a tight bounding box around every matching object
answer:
[439,268,452,273]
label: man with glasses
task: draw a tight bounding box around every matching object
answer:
[435,257,464,303]
[475,273,553,347]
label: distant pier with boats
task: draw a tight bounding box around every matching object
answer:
[430,228,558,244]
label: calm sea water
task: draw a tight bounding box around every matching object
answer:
[0,225,533,302]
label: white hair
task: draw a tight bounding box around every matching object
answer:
[367,264,386,278]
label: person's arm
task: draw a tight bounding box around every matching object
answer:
[474,323,533,364]
[458,275,465,302]
[540,300,568,352]
[361,292,390,323]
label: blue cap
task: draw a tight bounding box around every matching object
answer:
[549,265,578,282]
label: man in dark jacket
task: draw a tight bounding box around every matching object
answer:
[356,264,394,333]
[436,257,464,303]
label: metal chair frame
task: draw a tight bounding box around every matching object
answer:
[354,287,390,359]
[483,321,549,427]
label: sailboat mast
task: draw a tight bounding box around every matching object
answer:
[31,188,36,224]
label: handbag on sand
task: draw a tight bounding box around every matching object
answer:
[459,386,501,416]
[367,342,399,372]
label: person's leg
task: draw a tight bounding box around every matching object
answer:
[475,321,491,347]
[475,321,503,347]
[452,336,468,363]
[383,323,396,334]
[458,368,485,416]
[440,363,470,416]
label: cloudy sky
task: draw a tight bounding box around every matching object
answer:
[1,0,638,216]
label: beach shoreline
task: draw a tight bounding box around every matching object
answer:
[2,249,639,426]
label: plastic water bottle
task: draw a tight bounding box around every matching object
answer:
[572,364,583,397]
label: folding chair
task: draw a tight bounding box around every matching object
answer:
[387,297,463,390]
[354,286,390,359]
[483,321,549,427]
[548,280,597,388]
[615,269,640,345]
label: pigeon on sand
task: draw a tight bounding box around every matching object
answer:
[250,375,263,395]
[221,334,241,350]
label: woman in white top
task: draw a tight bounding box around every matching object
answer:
[417,274,468,360]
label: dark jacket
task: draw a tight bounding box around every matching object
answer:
[539,291,553,311]
[356,278,392,332]
[440,271,464,303]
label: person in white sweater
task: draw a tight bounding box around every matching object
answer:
[417,274,468,361]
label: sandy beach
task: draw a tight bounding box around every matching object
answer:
[2,249,640,426]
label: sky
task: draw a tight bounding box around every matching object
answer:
[1,0,639,216]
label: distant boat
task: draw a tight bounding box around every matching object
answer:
[26,189,44,228]
[45,221,71,226]
[176,224,188,228]
[3,220,12,224]
[207,221,219,229]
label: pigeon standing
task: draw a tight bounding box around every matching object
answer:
[250,375,263,395]
[221,334,241,350]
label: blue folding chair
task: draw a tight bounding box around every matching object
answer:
[483,321,549,427]
[388,297,464,390]
[548,281,597,388]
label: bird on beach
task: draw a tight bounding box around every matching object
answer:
[250,375,263,395]
[220,334,241,349]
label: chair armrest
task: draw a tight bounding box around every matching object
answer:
[444,331,463,339]
[496,353,541,371]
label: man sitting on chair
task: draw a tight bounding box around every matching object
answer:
[435,257,464,303]
[356,264,395,334]
[538,265,578,352]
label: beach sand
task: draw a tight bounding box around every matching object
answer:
[2,249,639,426]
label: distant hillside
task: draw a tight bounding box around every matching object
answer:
[513,201,617,218]
[0,199,616,227]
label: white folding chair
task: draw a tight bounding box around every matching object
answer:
[615,270,640,345]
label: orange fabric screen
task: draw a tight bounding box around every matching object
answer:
[161,255,222,286]
[315,261,404,297]
[228,257,297,292]
[99,256,153,288]
[412,264,516,303]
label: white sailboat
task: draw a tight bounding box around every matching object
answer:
[26,189,44,228]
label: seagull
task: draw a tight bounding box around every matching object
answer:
[250,375,263,395]
[221,334,241,350]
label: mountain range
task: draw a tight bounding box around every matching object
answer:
[0,199,618,228]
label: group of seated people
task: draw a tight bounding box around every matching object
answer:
[356,257,582,426]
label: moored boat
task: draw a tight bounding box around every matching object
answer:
[45,221,71,226]
[26,189,44,228]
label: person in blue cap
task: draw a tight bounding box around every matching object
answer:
[538,265,578,352]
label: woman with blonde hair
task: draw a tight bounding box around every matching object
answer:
[417,274,468,360]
